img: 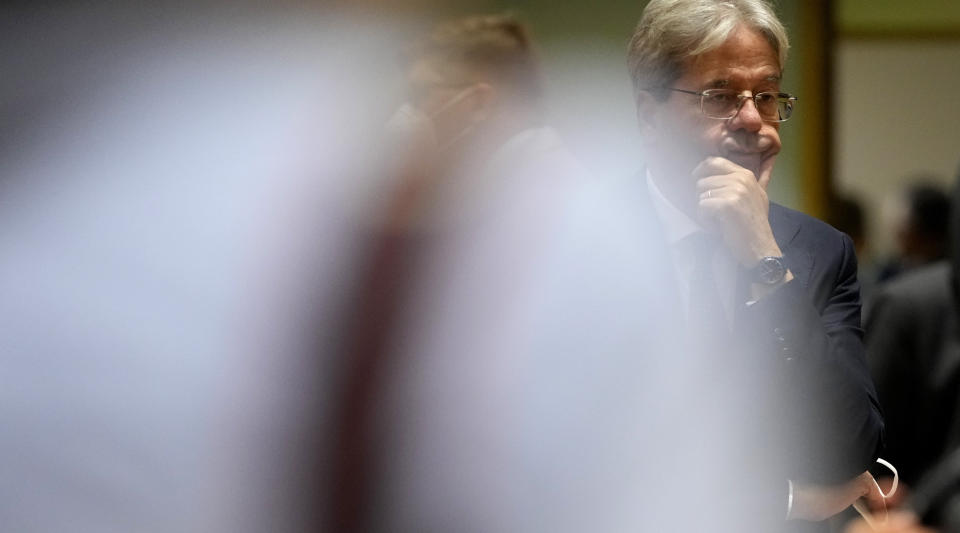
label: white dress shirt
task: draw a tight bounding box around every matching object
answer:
[645,171,738,327]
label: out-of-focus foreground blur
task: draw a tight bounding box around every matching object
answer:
[2,1,960,532]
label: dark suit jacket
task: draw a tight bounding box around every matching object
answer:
[635,188,885,528]
[749,202,884,481]
[745,203,884,528]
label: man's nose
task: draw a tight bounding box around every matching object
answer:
[728,94,763,132]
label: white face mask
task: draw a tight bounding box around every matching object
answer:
[386,86,481,153]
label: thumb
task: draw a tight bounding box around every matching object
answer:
[757,154,776,190]
[863,472,887,511]
[859,471,887,512]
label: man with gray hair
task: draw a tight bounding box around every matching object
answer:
[628,0,885,529]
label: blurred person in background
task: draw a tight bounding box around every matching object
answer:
[828,195,878,308]
[330,13,583,532]
[866,163,960,497]
[876,180,950,284]
[331,11,708,533]
[381,12,547,228]
[628,0,883,529]
[829,196,870,261]
[844,446,960,533]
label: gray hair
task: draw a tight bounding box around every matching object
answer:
[627,0,789,101]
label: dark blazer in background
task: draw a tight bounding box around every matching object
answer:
[866,261,960,486]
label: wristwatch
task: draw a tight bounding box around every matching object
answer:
[751,256,787,285]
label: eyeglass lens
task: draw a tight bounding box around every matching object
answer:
[701,90,794,121]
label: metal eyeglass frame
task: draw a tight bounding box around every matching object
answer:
[666,88,798,122]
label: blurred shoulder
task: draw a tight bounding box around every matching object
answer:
[877,261,951,303]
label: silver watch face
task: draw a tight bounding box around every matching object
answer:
[757,256,786,285]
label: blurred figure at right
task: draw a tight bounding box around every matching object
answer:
[866,164,960,497]
[845,446,960,533]
[876,180,950,284]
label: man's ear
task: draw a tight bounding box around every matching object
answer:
[635,90,661,143]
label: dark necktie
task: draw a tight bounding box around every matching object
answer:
[685,232,729,353]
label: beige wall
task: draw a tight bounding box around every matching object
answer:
[834,0,960,256]
[837,0,960,35]
[834,40,960,256]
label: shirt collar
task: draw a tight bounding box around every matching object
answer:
[645,169,703,245]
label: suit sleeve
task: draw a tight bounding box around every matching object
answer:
[741,231,884,484]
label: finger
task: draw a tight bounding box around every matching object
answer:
[861,472,886,511]
[696,167,759,193]
[877,477,907,508]
[696,174,740,193]
[698,186,726,201]
[844,512,934,533]
[844,517,873,533]
[697,177,753,199]
[697,198,727,213]
[692,156,744,178]
[852,500,880,531]
[757,153,777,189]
[884,511,937,533]
[696,197,732,229]
[845,513,920,533]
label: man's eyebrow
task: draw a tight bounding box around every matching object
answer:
[705,79,730,88]
[703,74,781,89]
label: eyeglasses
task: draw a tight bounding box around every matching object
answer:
[667,88,798,122]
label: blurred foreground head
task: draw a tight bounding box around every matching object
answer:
[392,14,544,161]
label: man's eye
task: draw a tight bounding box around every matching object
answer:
[706,92,736,104]
[755,93,777,104]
